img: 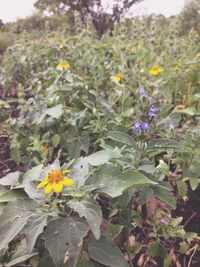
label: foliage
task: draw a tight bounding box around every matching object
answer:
[0,11,200,267]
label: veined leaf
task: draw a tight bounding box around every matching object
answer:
[88,236,129,267]
[107,131,135,147]
[44,217,89,267]
[0,200,36,250]
[146,139,180,150]
[86,148,121,166]
[68,198,102,239]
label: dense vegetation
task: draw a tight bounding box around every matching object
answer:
[0,1,200,266]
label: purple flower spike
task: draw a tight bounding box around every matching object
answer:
[132,122,142,132]
[139,87,147,97]
[141,122,151,131]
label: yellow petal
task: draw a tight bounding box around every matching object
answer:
[36,177,48,189]
[44,183,53,194]
[63,178,74,187]
[53,182,63,193]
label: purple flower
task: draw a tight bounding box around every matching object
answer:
[149,97,156,103]
[141,122,151,131]
[132,122,142,132]
[160,217,167,224]
[148,106,159,118]
[139,87,147,97]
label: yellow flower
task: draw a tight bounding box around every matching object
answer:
[176,104,185,110]
[57,61,70,71]
[37,169,74,194]
[149,66,164,75]
[195,52,200,60]
[173,66,181,72]
[114,72,122,82]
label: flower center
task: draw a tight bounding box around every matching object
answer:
[48,170,64,184]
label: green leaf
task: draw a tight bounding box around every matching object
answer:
[156,160,170,176]
[4,252,38,267]
[10,146,21,165]
[107,131,135,147]
[176,107,196,116]
[77,258,102,267]
[177,180,187,197]
[86,148,121,166]
[146,139,180,150]
[148,242,167,258]
[22,164,44,183]
[68,198,102,239]
[88,236,129,267]
[0,200,35,250]
[52,134,60,147]
[189,178,200,191]
[0,189,27,203]
[23,214,48,253]
[0,172,20,186]
[152,182,176,209]
[46,104,63,119]
[45,217,89,267]
[87,165,156,198]
[68,157,89,190]
[105,224,124,241]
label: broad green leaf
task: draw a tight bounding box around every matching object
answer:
[0,172,20,186]
[176,180,187,197]
[156,160,169,176]
[38,249,55,267]
[10,146,21,165]
[46,104,63,119]
[152,182,176,209]
[88,236,129,267]
[105,224,124,241]
[87,165,156,198]
[77,258,102,267]
[68,198,102,239]
[189,178,200,191]
[67,157,89,189]
[148,242,167,258]
[176,107,196,116]
[52,134,60,147]
[22,164,44,183]
[4,252,37,267]
[45,217,89,267]
[0,200,35,250]
[86,148,121,166]
[107,131,135,147]
[23,214,48,253]
[0,189,27,203]
[146,139,180,150]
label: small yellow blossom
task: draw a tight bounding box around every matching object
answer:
[195,52,200,60]
[37,169,74,194]
[149,66,164,75]
[114,73,122,82]
[173,66,181,72]
[57,61,70,71]
[176,104,185,110]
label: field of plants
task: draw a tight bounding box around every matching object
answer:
[0,5,200,267]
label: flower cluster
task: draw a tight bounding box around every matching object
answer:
[131,87,159,133]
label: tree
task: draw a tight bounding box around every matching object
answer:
[178,0,200,35]
[34,0,142,37]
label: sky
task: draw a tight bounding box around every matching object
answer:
[0,0,186,23]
